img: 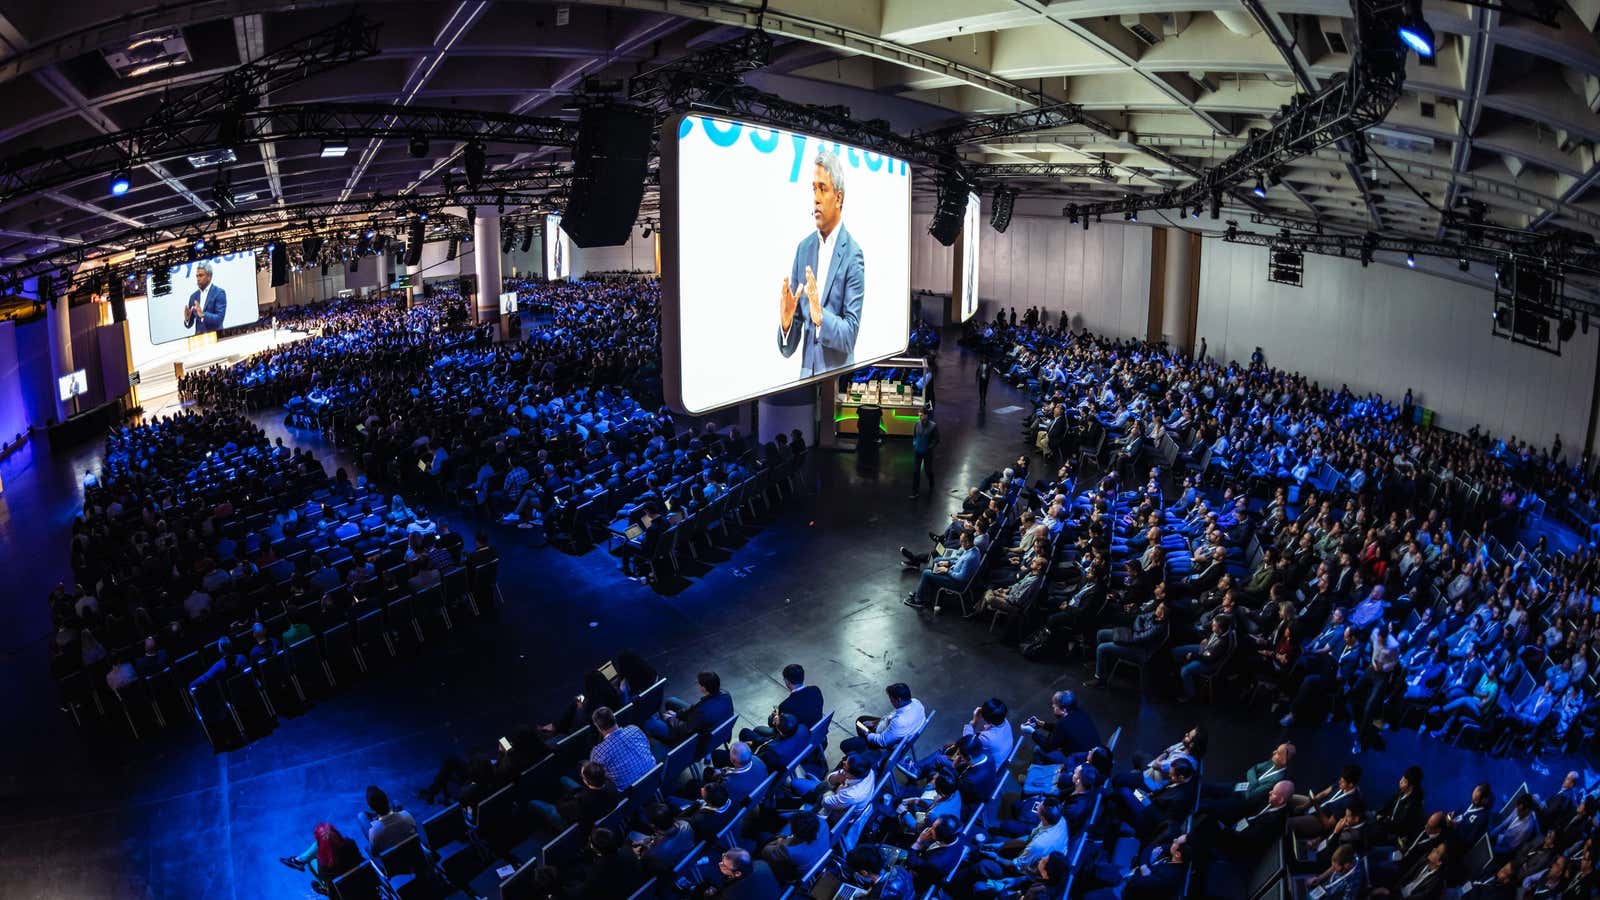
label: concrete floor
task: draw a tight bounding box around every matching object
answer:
[0,336,1579,899]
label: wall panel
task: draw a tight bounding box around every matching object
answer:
[1197,240,1597,449]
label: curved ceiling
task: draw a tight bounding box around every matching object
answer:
[1,0,1599,268]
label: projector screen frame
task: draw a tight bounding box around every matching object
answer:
[659,111,913,415]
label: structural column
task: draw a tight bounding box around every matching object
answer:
[1161,228,1196,354]
[45,294,74,423]
[473,212,501,326]
[759,385,816,446]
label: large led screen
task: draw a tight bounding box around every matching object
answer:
[960,191,981,322]
[661,113,911,414]
[146,251,259,344]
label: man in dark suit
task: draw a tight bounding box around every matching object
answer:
[739,663,823,744]
[776,148,864,378]
[1083,834,1190,900]
[634,803,696,876]
[1086,600,1171,688]
[1372,765,1425,847]
[1450,783,1494,848]
[1371,811,1450,889]
[904,814,966,893]
[976,359,992,404]
[711,848,784,900]
[1021,690,1100,764]
[1216,780,1293,860]
[752,714,811,774]
[184,261,228,334]
[1200,741,1294,820]
[682,781,737,842]
[646,670,734,746]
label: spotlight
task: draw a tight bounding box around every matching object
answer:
[642,225,652,239]
[1406,252,1416,268]
[408,135,429,158]
[193,237,206,253]
[1458,258,1469,272]
[109,169,132,196]
[1252,177,1267,199]
[364,228,375,239]
[319,138,349,158]
[418,212,429,221]
[1067,206,1079,224]
[1190,205,1200,220]
[1398,0,1435,58]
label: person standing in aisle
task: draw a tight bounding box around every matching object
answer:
[911,406,940,499]
[976,359,991,406]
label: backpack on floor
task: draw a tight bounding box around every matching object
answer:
[1020,625,1055,660]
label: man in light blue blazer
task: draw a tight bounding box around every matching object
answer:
[777,147,864,377]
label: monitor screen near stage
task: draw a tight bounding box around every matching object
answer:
[660,113,912,414]
[57,369,87,402]
[145,252,259,345]
[545,214,571,281]
[960,191,981,322]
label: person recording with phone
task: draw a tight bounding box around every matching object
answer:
[777,148,864,378]
[182,261,228,334]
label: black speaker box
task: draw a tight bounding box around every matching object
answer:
[563,106,652,248]
[270,243,289,287]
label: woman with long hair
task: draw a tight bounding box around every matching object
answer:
[280,822,364,893]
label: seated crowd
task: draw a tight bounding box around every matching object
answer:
[881,316,1600,770]
[53,398,503,748]
[279,638,1600,899]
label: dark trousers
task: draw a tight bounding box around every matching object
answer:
[912,452,934,495]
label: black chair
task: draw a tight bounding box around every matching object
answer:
[190,678,240,750]
[467,557,500,614]
[224,669,276,738]
[376,832,441,900]
[330,859,384,900]
[288,635,334,696]
[422,804,484,886]
[322,621,365,677]
[355,607,396,663]
[415,583,451,633]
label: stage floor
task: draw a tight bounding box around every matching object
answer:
[0,336,1584,899]
[131,327,308,418]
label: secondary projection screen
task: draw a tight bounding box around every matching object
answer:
[146,252,259,345]
[959,192,981,321]
[545,214,571,281]
[660,113,912,414]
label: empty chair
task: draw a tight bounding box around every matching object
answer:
[329,859,384,900]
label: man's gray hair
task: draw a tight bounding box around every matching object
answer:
[814,147,846,197]
[195,261,214,275]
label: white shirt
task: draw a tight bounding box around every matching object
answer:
[869,698,927,747]
[813,225,837,336]
[822,769,875,815]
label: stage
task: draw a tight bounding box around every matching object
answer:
[130,326,307,418]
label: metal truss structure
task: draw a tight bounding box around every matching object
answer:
[0,103,578,210]
[145,12,381,130]
[963,162,1113,180]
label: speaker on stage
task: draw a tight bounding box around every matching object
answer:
[563,105,652,248]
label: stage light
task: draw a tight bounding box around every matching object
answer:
[408,135,429,158]
[1406,252,1416,268]
[364,228,375,239]
[1252,177,1267,199]
[418,212,429,221]
[1398,0,1435,58]
[109,169,132,196]
[1190,206,1200,219]
[1458,258,1469,272]
[320,138,349,158]
[193,237,206,253]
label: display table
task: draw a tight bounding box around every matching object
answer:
[833,356,928,436]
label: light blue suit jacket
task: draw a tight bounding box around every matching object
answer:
[777,224,864,377]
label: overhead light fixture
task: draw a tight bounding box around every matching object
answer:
[109,169,132,196]
[1405,251,1416,268]
[193,237,206,253]
[320,138,349,158]
[1397,0,1435,58]
[364,228,375,239]
[1190,205,1200,219]
[1252,177,1267,199]
[1458,258,1469,272]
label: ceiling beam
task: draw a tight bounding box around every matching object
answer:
[339,1,490,203]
